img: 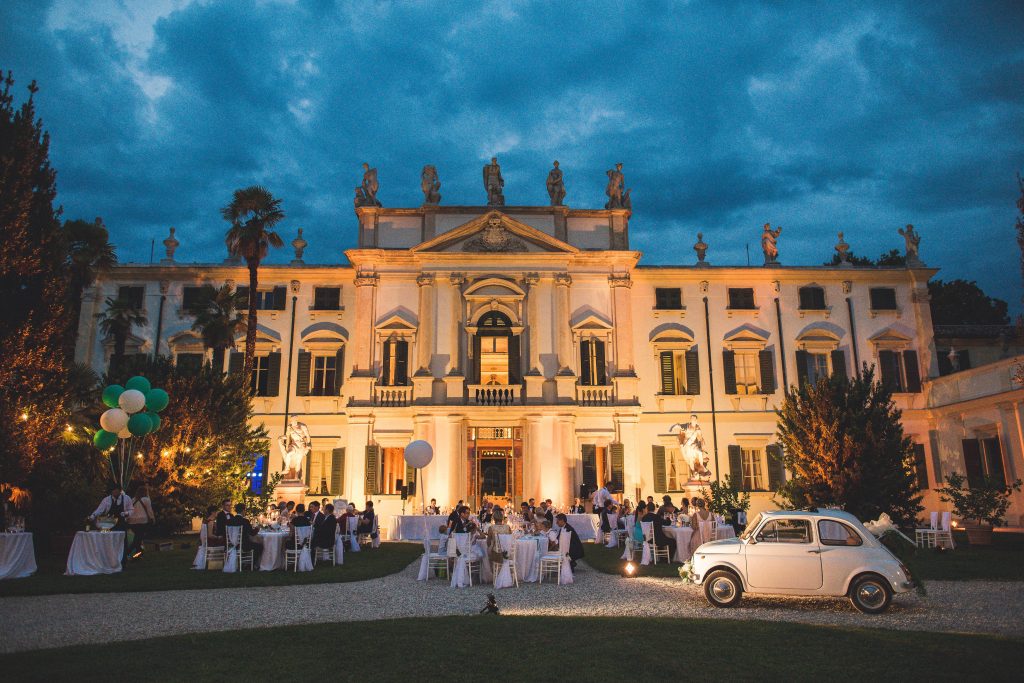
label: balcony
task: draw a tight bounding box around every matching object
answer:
[468,384,522,406]
[576,384,614,406]
[374,384,413,407]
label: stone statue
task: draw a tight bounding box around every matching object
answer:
[899,224,922,266]
[670,416,711,482]
[694,231,708,265]
[835,232,850,266]
[761,223,782,265]
[483,157,504,206]
[361,163,381,207]
[354,186,369,208]
[291,228,307,265]
[278,417,311,481]
[604,162,626,209]
[421,164,441,205]
[161,226,179,264]
[546,160,565,206]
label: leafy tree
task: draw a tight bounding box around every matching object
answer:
[826,248,906,267]
[827,250,874,266]
[775,365,923,527]
[876,249,906,266]
[61,217,117,357]
[222,186,285,376]
[927,279,1009,326]
[191,284,245,370]
[698,475,750,522]
[96,296,148,369]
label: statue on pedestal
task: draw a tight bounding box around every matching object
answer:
[694,232,709,265]
[361,163,381,207]
[761,223,782,265]
[835,232,850,266]
[546,161,565,206]
[161,226,179,263]
[899,224,923,266]
[278,417,311,481]
[291,228,307,265]
[670,416,711,481]
[421,165,441,205]
[483,157,504,206]
[604,162,627,209]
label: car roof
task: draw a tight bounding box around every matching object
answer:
[760,509,862,525]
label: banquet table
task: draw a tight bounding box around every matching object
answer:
[388,515,448,541]
[257,530,289,571]
[565,514,599,542]
[0,532,37,580]
[661,526,695,563]
[65,531,124,576]
[470,534,550,584]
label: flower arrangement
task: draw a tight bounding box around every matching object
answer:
[678,560,696,584]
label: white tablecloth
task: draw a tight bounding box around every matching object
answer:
[0,533,37,579]
[717,525,737,540]
[565,514,599,541]
[66,531,124,576]
[662,526,695,563]
[258,531,288,571]
[388,515,448,541]
[466,535,550,585]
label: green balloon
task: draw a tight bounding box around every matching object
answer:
[145,388,169,412]
[127,412,151,436]
[93,429,118,450]
[102,385,125,409]
[125,376,151,393]
[146,412,161,433]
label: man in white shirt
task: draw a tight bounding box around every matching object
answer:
[91,484,133,529]
[592,481,615,513]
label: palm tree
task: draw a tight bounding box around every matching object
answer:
[62,217,117,358]
[222,186,285,376]
[191,284,245,370]
[96,296,148,370]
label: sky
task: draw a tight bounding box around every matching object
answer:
[2,0,1023,311]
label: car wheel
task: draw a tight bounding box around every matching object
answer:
[849,574,892,614]
[703,570,742,608]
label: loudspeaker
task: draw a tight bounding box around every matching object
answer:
[407,481,416,496]
[395,478,403,490]
[400,485,408,501]
[579,484,589,499]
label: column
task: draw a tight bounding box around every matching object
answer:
[615,414,640,499]
[554,273,574,373]
[347,272,378,404]
[525,415,544,499]
[415,273,436,374]
[557,415,577,507]
[909,270,939,378]
[443,274,466,403]
[523,273,545,403]
[610,273,638,404]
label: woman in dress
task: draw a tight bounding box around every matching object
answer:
[689,497,714,556]
[632,502,647,545]
[485,508,512,564]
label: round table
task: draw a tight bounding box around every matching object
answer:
[66,531,124,576]
[0,532,37,580]
[388,515,448,541]
[257,531,289,571]
[468,534,551,584]
[565,514,599,541]
[661,526,695,563]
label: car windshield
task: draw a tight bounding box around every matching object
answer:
[739,513,762,541]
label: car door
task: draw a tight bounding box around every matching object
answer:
[744,517,823,591]
[815,519,867,594]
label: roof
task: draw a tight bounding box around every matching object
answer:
[760,508,862,525]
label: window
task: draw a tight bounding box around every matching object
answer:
[118,285,145,310]
[654,288,682,310]
[962,437,1006,488]
[798,286,826,310]
[729,444,785,492]
[305,448,345,495]
[818,520,863,546]
[756,519,811,544]
[378,447,409,495]
[474,311,520,386]
[869,287,898,310]
[878,349,921,393]
[797,349,846,385]
[311,355,337,396]
[480,336,509,385]
[806,352,830,384]
[741,447,766,491]
[251,355,270,396]
[579,339,607,386]
[181,286,206,313]
[938,349,971,376]
[381,339,409,385]
[236,286,286,310]
[175,352,203,374]
[734,351,760,394]
[912,443,929,490]
[728,288,756,310]
[313,287,341,311]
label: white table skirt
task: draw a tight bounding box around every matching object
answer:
[467,535,549,584]
[388,515,448,541]
[565,515,599,541]
[0,533,37,579]
[258,531,288,571]
[717,526,737,540]
[66,531,124,576]
[661,526,695,563]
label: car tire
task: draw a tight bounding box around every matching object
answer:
[849,574,892,614]
[703,569,742,608]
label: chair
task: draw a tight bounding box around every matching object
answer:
[223,526,254,572]
[194,523,225,570]
[420,537,448,581]
[358,514,379,548]
[623,534,645,561]
[710,518,720,540]
[492,534,519,588]
[935,511,955,549]
[539,529,570,584]
[314,536,337,567]
[641,521,670,565]
[332,524,347,566]
[346,517,360,552]
[450,533,480,587]
[916,512,939,549]
[285,526,313,572]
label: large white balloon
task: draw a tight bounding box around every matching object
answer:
[118,389,146,414]
[99,408,129,433]
[403,440,434,469]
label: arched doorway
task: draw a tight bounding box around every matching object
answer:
[473,310,521,387]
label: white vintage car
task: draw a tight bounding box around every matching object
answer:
[691,509,915,613]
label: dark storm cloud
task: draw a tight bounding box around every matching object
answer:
[1,0,1022,308]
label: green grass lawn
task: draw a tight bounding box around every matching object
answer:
[583,541,681,577]
[2,615,1022,681]
[0,536,421,597]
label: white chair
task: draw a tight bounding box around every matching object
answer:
[450,533,480,587]
[346,517,360,552]
[935,511,955,549]
[539,529,571,584]
[314,533,337,566]
[492,534,519,588]
[223,526,254,572]
[285,525,313,572]
[358,514,379,548]
[194,523,225,570]
[916,512,939,548]
[332,524,346,565]
[641,521,670,565]
[419,537,448,581]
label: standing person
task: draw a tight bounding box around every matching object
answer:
[127,485,155,560]
[426,498,440,515]
[91,484,133,531]
[554,514,585,571]
[592,481,615,513]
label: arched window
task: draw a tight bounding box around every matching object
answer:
[474,311,520,385]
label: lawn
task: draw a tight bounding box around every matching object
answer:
[583,541,681,577]
[2,615,1022,681]
[0,537,421,597]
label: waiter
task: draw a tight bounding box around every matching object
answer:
[91,484,133,531]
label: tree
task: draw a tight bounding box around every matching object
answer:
[826,248,905,267]
[927,279,1009,326]
[222,186,285,376]
[61,217,117,358]
[191,284,246,370]
[96,296,148,370]
[827,250,874,266]
[775,365,923,527]
[876,249,906,267]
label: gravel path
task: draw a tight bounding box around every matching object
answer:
[2,559,1022,654]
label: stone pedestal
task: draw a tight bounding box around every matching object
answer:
[276,480,307,503]
[555,374,577,404]
[412,374,434,405]
[524,373,546,404]
[612,374,639,405]
[443,374,465,404]
[346,375,375,406]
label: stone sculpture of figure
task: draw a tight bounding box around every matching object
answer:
[835,232,850,266]
[353,186,369,208]
[421,164,441,205]
[291,227,307,264]
[361,163,381,207]
[161,226,179,263]
[761,223,782,265]
[694,231,708,264]
[278,417,311,481]
[671,416,711,481]
[899,224,922,266]
[604,162,626,209]
[483,157,504,206]
[546,160,565,206]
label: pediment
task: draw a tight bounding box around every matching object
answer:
[571,312,613,332]
[375,309,418,332]
[868,326,912,344]
[411,211,579,254]
[234,324,281,344]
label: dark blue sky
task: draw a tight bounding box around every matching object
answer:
[3,1,1023,310]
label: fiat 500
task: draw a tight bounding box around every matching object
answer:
[690,509,914,614]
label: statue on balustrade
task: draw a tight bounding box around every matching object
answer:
[546,160,566,206]
[761,223,782,265]
[604,162,631,210]
[421,164,442,205]
[899,224,923,266]
[483,157,505,206]
[360,163,381,207]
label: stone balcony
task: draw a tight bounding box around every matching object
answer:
[374,384,413,407]
[468,384,522,406]
[576,384,614,406]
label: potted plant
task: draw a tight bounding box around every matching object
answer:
[936,473,1023,545]
[698,475,751,530]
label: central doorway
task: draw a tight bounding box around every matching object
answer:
[467,426,522,509]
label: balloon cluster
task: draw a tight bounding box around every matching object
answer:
[92,376,170,450]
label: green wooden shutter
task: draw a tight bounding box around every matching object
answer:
[903,350,921,392]
[766,444,785,492]
[795,350,809,385]
[685,349,700,395]
[334,346,345,394]
[962,439,983,489]
[395,340,409,384]
[330,448,345,495]
[508,335,521,384]
[879,350,901,391]
[758,349,776,394]
[722,350,737,394]
[831,349,847,380]
[728,445,744,490]
[472,335,482,384]
[594,340,607,385]
[228,351,244,375]
[652,445,667,493]
[364,445,380,494]
[982,437,1006,487]
[659,351,675,394]
[579,340,592,386]
[609,442,624,493]
[296,350,311,396]
[913,443,928,490]
[303,452,312,488]
[273,286,287,310]
[265,352,281,396]
[382,340,393,385]
[581,444,597,492]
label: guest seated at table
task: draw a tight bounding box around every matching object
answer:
[291,504,311,526]
[91,484,134,531]
[689,498,714,554]
[285,500,296,518]
[527,498,537,514]
[357,501,377,539]
[678,498,689,515]
[313,503,337,549]
[539,500,554,525]
[308,501,325,527]
[658,495,677,519]
[211,498,232,537]
[426,499,440,515]
[485,508,512,564]
[620,499,633,518]
[645,495,657,512]
[518,501,531,521]
[632,502,647,545]
[225,503,262,555]
[447,501,464,529]
[539,519,554,545]
[554,513,584,571]
[478,499,493,523]
[568,498,585,514]
[449,506,470,534]
[642,503,676,559]
[463,521,486,560]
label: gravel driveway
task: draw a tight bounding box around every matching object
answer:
[2,560,1022,654]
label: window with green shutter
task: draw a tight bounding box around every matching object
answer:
[581,444,597,495]
[912,443,928,490]
[652,445,667,493]
[609,442,624,493]
[364,445,380,495]
[766,444,786,492]
[330,448,345,495]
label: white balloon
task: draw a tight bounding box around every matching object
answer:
[117,426,132,438]
[99,408,128,433]
[118,389,146,414]
[403,440,433,469]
